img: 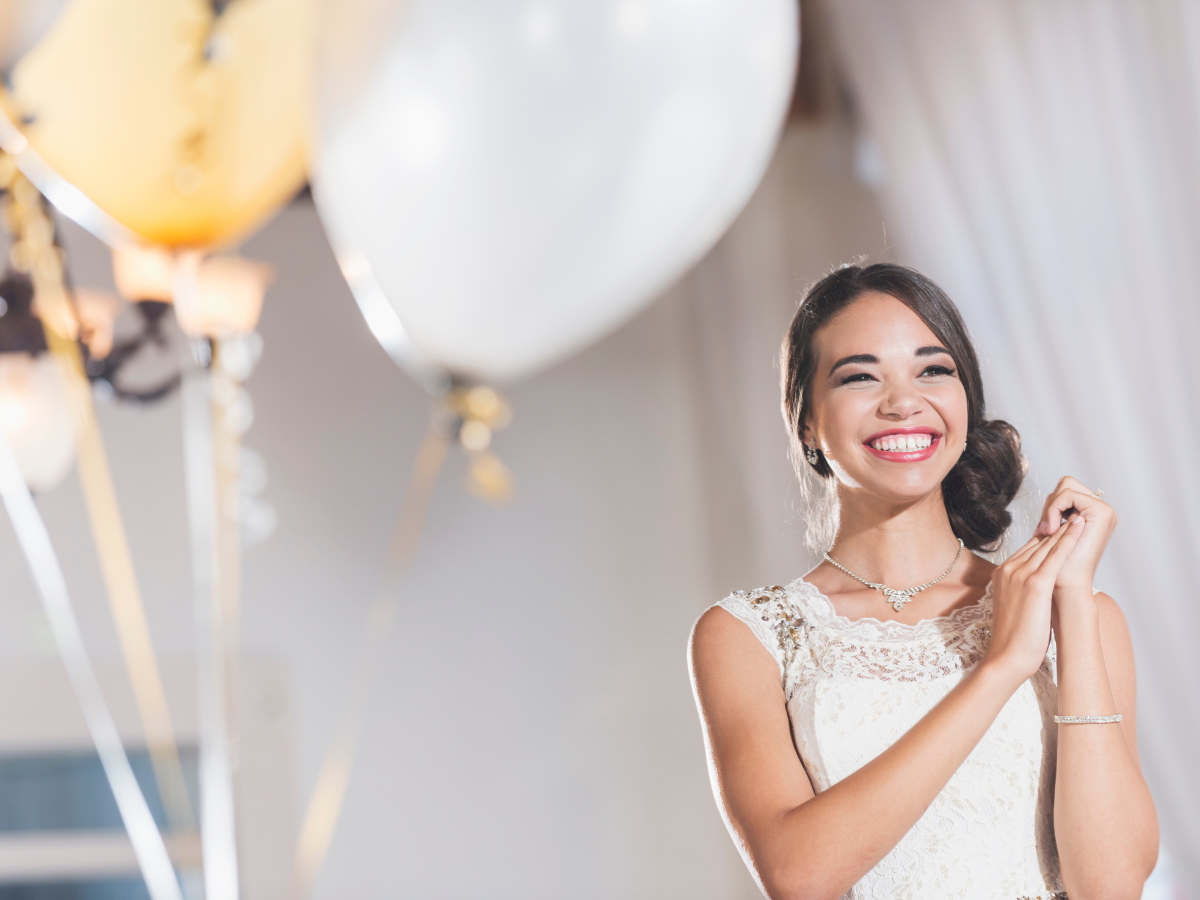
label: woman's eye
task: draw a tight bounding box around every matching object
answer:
[837,372,876,385]
[921,365,956,378]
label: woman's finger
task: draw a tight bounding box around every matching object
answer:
[1035,513,1086,576]
[1024,516,1074,570]
[1035,476,1081,534]
[1035,489,1060,536]
[1039,487,1109,534]
[1056,475,1091,495]
[1004,533,1046,567]
[1036,476,1104,535]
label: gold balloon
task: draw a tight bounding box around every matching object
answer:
[0,0,315,248]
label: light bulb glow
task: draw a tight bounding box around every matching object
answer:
[177,256,273,338]
[114,248,272,338]
[0,353,76,492]
[0,396,29,433]
[112,245,175,302]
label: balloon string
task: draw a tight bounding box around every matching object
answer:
[5,162,196,833]
[57,333,198,831]
[182,353,242,900]
[293,424,450,897]
[211,337,245,846]
[0,109,137,248]
[176,246,241,900]
[0,424,184,900]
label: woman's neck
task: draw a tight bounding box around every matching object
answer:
[825,488,966,588]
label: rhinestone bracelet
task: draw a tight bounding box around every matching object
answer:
[1053,714,1122,725]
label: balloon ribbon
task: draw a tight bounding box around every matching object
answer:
[0,424,184,900]
[0,161,195,831]
[177,255,241,900]
[292,425,450,896]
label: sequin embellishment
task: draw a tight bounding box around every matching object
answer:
[730,585,805,686]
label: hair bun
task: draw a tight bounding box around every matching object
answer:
[944,419,1024,551]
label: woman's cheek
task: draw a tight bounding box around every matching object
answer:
[829,397,876,451]
[926,388,968,430]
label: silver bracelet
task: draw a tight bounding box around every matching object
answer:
[1053,714,1122,725]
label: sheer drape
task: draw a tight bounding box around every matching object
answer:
[825,0,1200,890]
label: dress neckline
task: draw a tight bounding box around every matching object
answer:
[785,578,994,643]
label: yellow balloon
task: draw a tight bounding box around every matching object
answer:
[0,0,315,248]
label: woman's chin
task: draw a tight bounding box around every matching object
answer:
[840,466,948,504]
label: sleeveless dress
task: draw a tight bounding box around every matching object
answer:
[714,579,1066,900]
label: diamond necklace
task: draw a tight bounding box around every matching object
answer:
[822,538,965,612]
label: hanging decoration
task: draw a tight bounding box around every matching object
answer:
[173,248,274,900]
[0,156,196,829]
[0,0,315,249]
[0,160,185,900]
[96,244,274,405]
[0,6,295,900]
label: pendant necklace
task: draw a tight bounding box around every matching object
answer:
[822,538,965,612]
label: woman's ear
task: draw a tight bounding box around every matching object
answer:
[801,423,821,466]
[802,419,819,452]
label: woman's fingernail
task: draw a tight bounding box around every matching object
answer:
[1072,516,1085,526]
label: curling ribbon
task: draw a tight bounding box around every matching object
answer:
[293,425,450,897]
[210,336,246,847]
[178,253,241,900]
[0,113,136,249]
[0,425,184,900]
[1,162,196,830]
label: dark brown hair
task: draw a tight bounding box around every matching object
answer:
[781,263,1023,552]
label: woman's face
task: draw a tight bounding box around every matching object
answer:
[805,292,969,504]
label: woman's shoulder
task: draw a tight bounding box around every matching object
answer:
[691,584,810,682]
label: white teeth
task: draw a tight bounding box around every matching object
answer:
[871,434,934,452]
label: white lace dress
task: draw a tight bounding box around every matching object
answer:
[715,579,1066,900]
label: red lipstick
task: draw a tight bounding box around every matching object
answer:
[863,426,941,462]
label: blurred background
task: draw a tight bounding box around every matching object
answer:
[0,0,1194,898]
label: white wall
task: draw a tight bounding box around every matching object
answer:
[0,119,891,899]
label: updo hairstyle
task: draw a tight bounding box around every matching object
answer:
[781,263,1024,553]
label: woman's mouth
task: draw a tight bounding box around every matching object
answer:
[863,429,940,461]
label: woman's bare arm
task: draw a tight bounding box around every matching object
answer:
[1033,477,1158,897]
[1052,590,1158,899]
[693,607,1028,900]
[689,518,1083,900]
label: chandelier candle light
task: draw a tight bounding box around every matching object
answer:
[823,539,966,612]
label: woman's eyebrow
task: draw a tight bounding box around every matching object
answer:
[829,353,878,376]
[916,345,953,358]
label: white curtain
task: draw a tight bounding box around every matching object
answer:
[826,0,1200,891]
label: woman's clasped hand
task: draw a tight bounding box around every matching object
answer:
[1034,475,1118,594]
[986,474,1118,682]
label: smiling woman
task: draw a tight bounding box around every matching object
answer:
[781,264,1023,557]
[688,263,1158,900]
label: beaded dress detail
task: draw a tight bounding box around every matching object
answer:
[715,580,1065,900]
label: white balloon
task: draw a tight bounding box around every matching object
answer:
[0,353,75,492]
[313,0,797,382]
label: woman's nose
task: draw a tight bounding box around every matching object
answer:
[879,383,923,418]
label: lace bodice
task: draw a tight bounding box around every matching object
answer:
[714,579,1065,900]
